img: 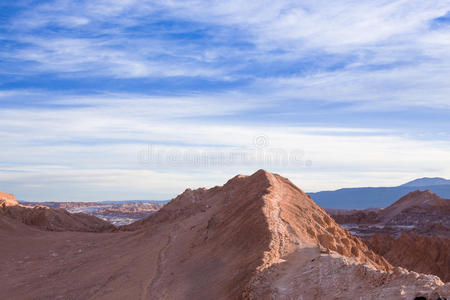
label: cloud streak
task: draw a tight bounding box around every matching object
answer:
[1,91,449,200]
[0,1,449,200]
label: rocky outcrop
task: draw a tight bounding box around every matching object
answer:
[367,233,450,282]
[0,191,18,207]
[247,249,449,299]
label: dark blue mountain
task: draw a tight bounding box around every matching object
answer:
[308,180,450,209]
[401,177,450,187]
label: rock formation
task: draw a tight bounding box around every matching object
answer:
[0,171,448,299]
[367,233,450,282]
[328,190,450,283]
[380,190,450,228]
[0,191,19,207]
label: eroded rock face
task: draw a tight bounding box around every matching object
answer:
[367,233,450,282]
[247,249,449,299]
[0,171,448,300]
[327,190,450,283]
[0,191,18,207]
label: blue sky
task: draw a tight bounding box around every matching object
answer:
[0,0,449,201]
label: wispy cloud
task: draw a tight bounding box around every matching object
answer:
[1,91,449,200]
[2,1,449,106]
[0,1,449,200]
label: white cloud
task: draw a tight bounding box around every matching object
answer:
[254,61,450,109]
[2,0,449,108]
[0,92,449,200]
[7,36,222,78]
[1,1,450,200]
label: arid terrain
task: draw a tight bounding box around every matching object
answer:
[328,190,450,283]
[1,192,115,232]
[328,190,450,237]
[21,201,165,225]
[1,171,449,299]
[367,233,450,282]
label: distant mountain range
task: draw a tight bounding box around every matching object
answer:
[308,177,450,209]
[18,200,167,225]
[401,177,450,187]
[19,200,170,205]
[98,200,170,205]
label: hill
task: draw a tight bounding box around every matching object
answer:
[327,190,450,237]
[379,190,450,226]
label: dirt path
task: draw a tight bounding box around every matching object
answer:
[142,225,179,300]
[271,246,321,297]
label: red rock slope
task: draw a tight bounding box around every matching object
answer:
[367,233,450,282]
[379,190,450,227]
[125,169,391,298]
[328,190,450,283]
